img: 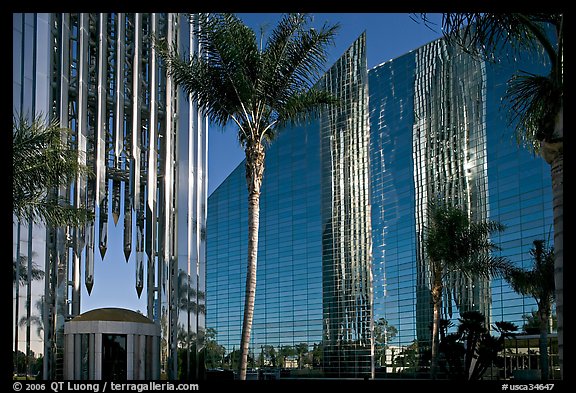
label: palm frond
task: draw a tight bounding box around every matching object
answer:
[505,71,562,153]
[460,255,515,279]
[198,13,261,105]
[156,37,242,127]
[260,13,310,93]
[494,320,519,335]
[156,14,260,128]
[156,13,339,141]
[506,267,538,296]
[275,87,337,129]
[263,15,339,111]
[426,199,510,280]
[440,13,552,64]
[13,112,92,227]
[504,239,555,301]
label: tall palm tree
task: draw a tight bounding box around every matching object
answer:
[424,200,513,379]
[13,112,92,227]
[156,13,338,380]
[419,13,564,378]
[505,239,555,380]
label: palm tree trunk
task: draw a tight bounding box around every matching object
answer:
[239,141,265,380]
[551,148,563,381]
[539,307,550,381]
[430,280,442,379]
[542,105,563,379]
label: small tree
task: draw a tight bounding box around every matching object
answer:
[505,240,555,380]
[374,318,398,367]
[295,343,309,369]
[439,311,518,380]
[459,312,517,380]
[425,199,514,379]
[204,328,226,369]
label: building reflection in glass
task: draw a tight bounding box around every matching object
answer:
[319,32,374,378]
[411,40,491,353]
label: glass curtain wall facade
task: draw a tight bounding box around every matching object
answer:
[369,40,553,374]
[371,39,492,363]
[206,33,554,378]
[13,13,207,380]
[319,33,374,378]
[206,34,372,378]
[206,122,324,375]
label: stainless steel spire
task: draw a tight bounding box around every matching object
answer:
[13,12,207,380]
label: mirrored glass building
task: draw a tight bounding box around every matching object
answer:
[206,31,554,378]
[13,13,207,380]
[369,37,553,375]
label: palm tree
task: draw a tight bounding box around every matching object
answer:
[13,112,92,227]
[505,239,555,380]
[425,200,513,379]
[419,13,563,378]
[156,13,339,380]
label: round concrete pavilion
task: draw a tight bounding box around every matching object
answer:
[64,307,160,380]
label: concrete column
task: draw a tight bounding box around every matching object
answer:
[64,333,74,379]
[74,334,82,379]
[89,334,95,379]
[94,333,102,380]
[126,334,134,380]
[138,335,146,380]
[134,334,139,380]
[151,335,160,379]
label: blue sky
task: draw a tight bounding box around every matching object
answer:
[81,12,444,314]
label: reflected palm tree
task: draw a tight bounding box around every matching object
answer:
[177,269,206,315]
[13,255,44,286]
[18,297,45,340]
[13,252,45,377]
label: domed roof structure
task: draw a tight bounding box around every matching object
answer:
[70,307,153,324]
[64,307,160,380]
